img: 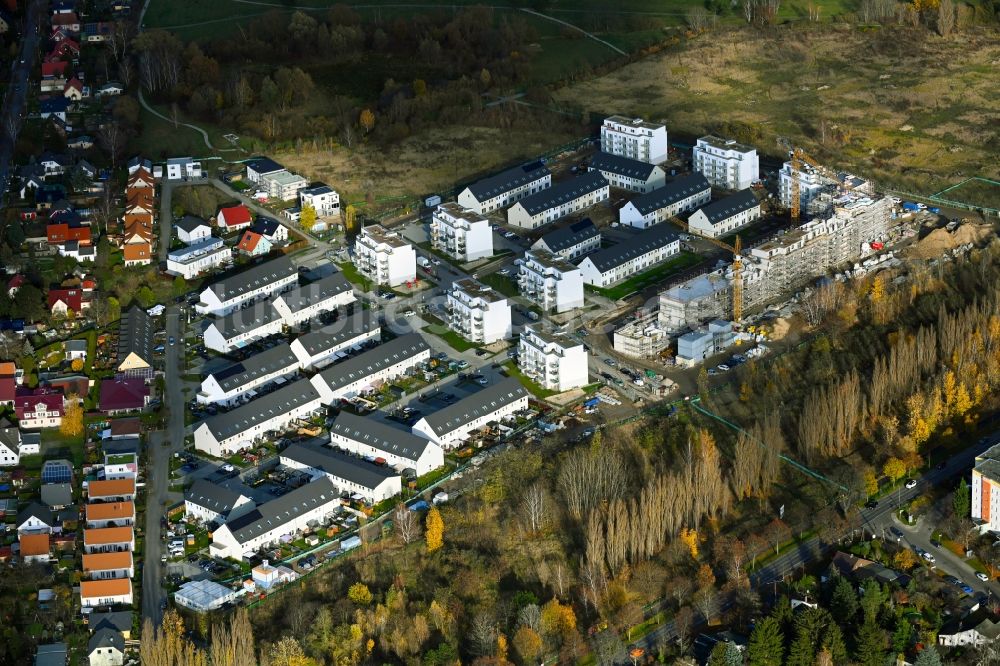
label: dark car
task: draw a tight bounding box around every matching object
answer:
[865,499,878,509]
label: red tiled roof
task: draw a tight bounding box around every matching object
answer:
[87,478,135,498]
[122,243,151,263]
[14,388,64,419]
[48,287,83,312]
[41,61,68,78]
[80,578,132,599]
[236,231,263,253]
[218,205,252,227]
[83,526,133,546]
[47,223,91,245]
[83,550,132,572]
[99,378,149,412]
[20,533,50,557]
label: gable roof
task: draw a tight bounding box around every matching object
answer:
[274,273,352,314]
[80,578,131,599]
[99,378,149,412]
[87,477,136,498]
[20,533,50,556]
[251,217,281,237]
[292,312,379,360]
[89,611,133,635]
[185,478,249,515]
[123,243,152,262]
[315,334,429,394]
[589,151,659,180]
[83,526,133,545]
[330,411,431,462]
[85,501,134,522]
[88,628,124,656]
[208,343,298,393]
[222,476,338,545]
[218,205,252,227]
[40,483,73,508]
[514,172,608,216]
[209,301,282,339]
[465,161,550,201]
[0,425,18,455]
[282,443,399,489]
[627,174,711,216]
[82,550,132,572]
[419,377,528,435]
[236,230,266,253]
[534,218,599,253]
[694,189,760,225]
[200,378,320,442]
[17,501,53,527]
[176,215,209,234]
[117,305,154,367]
[582,224,680,273]
[203,255,296,304]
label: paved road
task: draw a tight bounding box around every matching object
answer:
[142,306,187,625]
[0,0,45,206]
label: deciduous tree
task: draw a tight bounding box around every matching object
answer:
[425,506,444,552]
[60,394,83,437]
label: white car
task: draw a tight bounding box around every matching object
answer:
[221,463,236,473]
[905,479,917,489]
[922,552,936,563]
[977,572,990,582]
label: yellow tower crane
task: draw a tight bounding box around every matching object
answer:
[781,139,856,225]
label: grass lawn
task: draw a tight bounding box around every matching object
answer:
[477,272,520,298]
[587,251,701,300]
[41,429,86,468]
[336,262,373,291]
[422,324,476,352]
[502,361,559,399]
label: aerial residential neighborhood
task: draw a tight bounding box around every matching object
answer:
[0,0,997,660]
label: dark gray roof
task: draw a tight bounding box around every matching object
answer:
[204,256,297,303]
[40,483,73,508]
[316,334,429,394]
[209,343,298,393]
[330,411,431,461]
[117,305,154,366]
[88,628,124,655]
[102,438,139,456]
[465,161,550,201]
[201,378,320,441]
[245,156,284,175]
[293,313,379,359]
[589,152,658,180]
[185,478,248,514]
[301,185,334,196]
[34,643,67,666]
[89,611,133,635]
[176,215,209,233]
[65,339,87,352]
[514,172,608,216]
[223,476,338,545]
[275,273,352,314]
[419,377,528,435]
[0,426,18,454]
[17,501,53,528]
[582,224,680,273]
[209,302,282,339]
[627,174,711,216]
[694,189,760,225]
[535,218,599,253]
[281,443,399,489]
[251,217,281,237]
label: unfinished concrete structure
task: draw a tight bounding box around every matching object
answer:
[613,310,671,359]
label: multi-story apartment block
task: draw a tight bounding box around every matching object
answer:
[507,172,609,230]
[687,189,762,239]
[577,224,681,288]
[446,278,512,344]
[517,249,585,314]
[600,115,669,164]
[518,325,588,392]
[619,174,712,229]
[531,218,601,261]
[692,135,759,191]
[778,161,829,211]
[973,444,1000,532]
[261,170,308,201]
[299,184,340,217]
[353,224,416,287]
[589,152,666,194]
[457,161,551,215]
[431,202,493,262]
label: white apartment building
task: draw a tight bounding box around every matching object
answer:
[518,325,589,392]
[531,218,601,261]
[457,161,551,215]
[271,273,356,326]
[578,224,681,288]
[431,202,493,262]
[279,444,402,504]
[166,239,231,280]
[308,334,431,403]
[184,479,255,525]
[353,224,417,287]
[692,135,759,190]
[411,377,529,449]
[245,156,285,183]
[261,170,308,201]
[299,185,340,217]
[195,256,298,316]
[210,477,341,560]
[601,115,669,164]
[779,161,829,210]
[447,278,512,344]
[972,444,1000,532]
[619,174,712,229]
[589,152,666,194]
[289,313,381,370]
[203,303,284,353]
[193,379,323,457]
[517,249,585,314]
[197,343,300,406]
[507,172,609,230]
[329,411,444,477]
[687,189,762,239]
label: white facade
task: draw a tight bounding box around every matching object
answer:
[83,528,135,554]
[457,162,551,215]
[203,307,284,353]
[329,412,444,477]
[299,185,340,217]
[507,173,609,230]
[271,275,356,327]
[279,446,402,504]
[353,224,417,287]
[619,174,712,229]
[174,580,239,612]
[577,227,681,288]
[411,378,529,449]
[601,115,668,164]
[197,346,300,406]
[80,580,133,608]
[290,320,381,370]
[779,161,828,210]
[262,171,308,201]
[308,334,431,404]
[184,480,255,525]
[517,249,584,314]
[589,152,666,194]
[176,220,212,245]
[447,278,511,344]
[518,326,588,392]
[166,157,202,181]
[166,240,231,280]
[82,552,135,580]
[687,191,762,239]
[0,430,19,467]
[692,136,759,190]
[195,257,298,316]
[431,203,493,262]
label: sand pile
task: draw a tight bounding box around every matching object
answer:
[911,223,992,259]
[952,223,992,246]
[770,317,790,341]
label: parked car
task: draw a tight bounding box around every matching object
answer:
[922,551,936,563]
[977,572,990,582]
[865,499,878,509]
[221,463,236,473]
[905,479,917,489]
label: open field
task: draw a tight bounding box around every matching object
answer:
[554,25,1000,197]
[931,177,1000,211]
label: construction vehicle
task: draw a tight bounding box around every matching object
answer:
[668,216,743,324]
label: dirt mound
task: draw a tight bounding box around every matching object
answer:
[911,223,992,259]
[952,223,992,246]
[770,317,790,341]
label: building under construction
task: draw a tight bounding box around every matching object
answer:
[614,195,896,355]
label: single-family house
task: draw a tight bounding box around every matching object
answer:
[40,97,71,121]
[17,502,54,534]
[175,215,212,245]
[250,217,288,243]
[236,230,271,257]
[216,205,253,232]
[87,627,125,666]
[15,388,64,428]
[40,483,74,510]
[20,533,51,563]
[99,378,150,414]
[244,156,285,183]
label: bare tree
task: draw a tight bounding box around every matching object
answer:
[117,58,134,88]
[469,612,497,657]
[937,0,955,36]
[98,124,125,168]
[674,606,695,654]
[742,0,755,23]
[686,6,712,30]
[520,483,548,535]
[394,503,420,544]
